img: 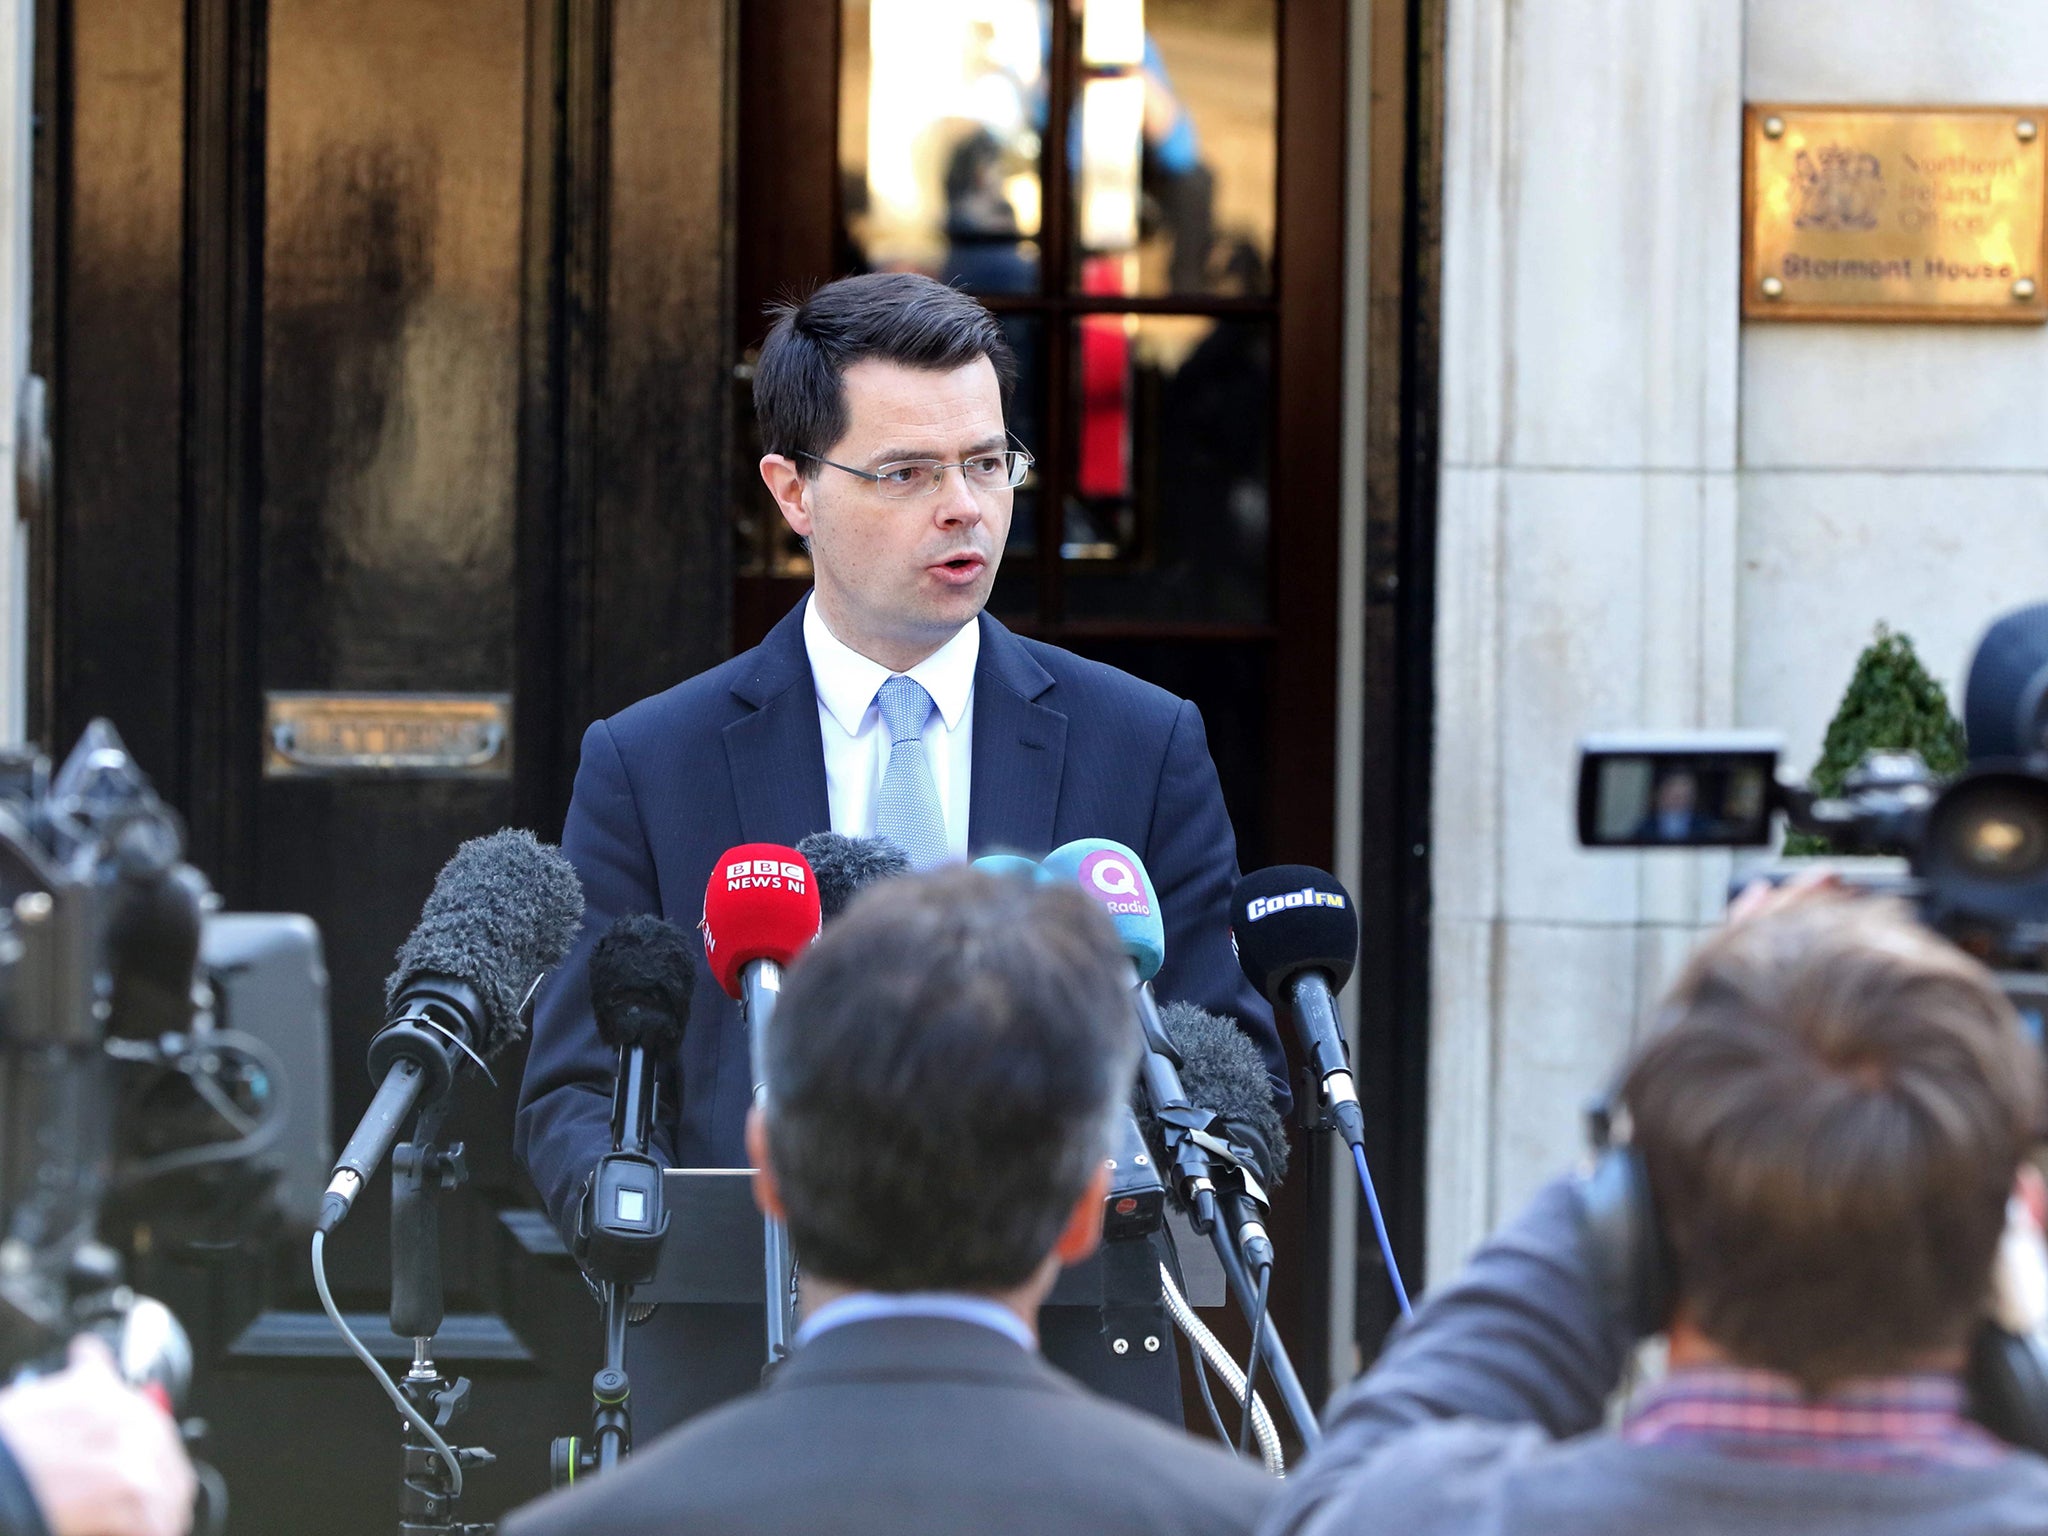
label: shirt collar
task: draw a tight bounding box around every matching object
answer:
[1622,1365,2004,1470]
[803,593,979,737]
[794,1291,1035,1353]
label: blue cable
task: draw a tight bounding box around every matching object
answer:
[1352,1141,1413,1318]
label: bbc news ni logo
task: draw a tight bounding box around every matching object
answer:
[1243,888,1347,922]
[725,859,807,892]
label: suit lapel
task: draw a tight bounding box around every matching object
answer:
[724,602,832,848]
[968,615,1066,857]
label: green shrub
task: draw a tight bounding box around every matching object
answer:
[1782,624,1966,856]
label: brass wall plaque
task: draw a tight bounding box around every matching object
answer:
[1744,105,2048,322]
[264,693,512,779]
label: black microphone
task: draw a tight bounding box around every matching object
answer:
[795,832,911,922]
[1139,1001,1290,1273]
[1231,866,1364,1151]
[1964,600,2048,762]
[319,830,584,1233]
[576,915,694,1284]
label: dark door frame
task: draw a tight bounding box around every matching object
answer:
[1345,0,1443,1369]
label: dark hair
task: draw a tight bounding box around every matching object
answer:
[764,866,1136,1292]
[1624,898,2045,1390]
[752,272,1017,472]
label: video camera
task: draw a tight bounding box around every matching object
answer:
[1576,600,2048,1015]
[0,718,330,1380]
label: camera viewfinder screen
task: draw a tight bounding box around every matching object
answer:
[1577,740,1781,848]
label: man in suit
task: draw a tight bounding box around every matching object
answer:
[1263,891,2048,1536]
[504,866,1275,1536]
[515,272,1283,1426]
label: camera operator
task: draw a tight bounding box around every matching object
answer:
[0,1336,194,1536]
[1267,886,2048,1536]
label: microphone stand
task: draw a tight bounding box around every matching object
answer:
[1188,1183,1321,1450]
[389,1096,495,1536]
[742,961,798,1365]
[1131,985,1321,1449]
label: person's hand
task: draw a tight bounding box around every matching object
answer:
[0,1335,196,1536]
[1724,868,1845,927]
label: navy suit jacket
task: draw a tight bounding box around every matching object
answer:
[514,600,1286,1244]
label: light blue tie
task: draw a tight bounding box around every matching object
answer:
[872,675,949,870]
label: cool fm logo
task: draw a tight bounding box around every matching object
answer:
[1080,850,1152,917]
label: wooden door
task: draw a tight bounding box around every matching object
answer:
[35,0,732,1528]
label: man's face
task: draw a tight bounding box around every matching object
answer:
[762,356,1011,669]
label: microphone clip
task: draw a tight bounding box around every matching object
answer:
[575,1151,669,1287]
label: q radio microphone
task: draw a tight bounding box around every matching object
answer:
[1041,838,1222,1219]
[796,832,910,922]
[1231,866,1365,1151]
[970,852,1050,882]
[319,830,584,1234]
[701,844,820,1094]
[576,914,695,1285]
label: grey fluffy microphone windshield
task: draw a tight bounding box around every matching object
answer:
[383,828,585,1057]
[1135,1001,1290,1210]
[796,831,912,922]
[325,830,584,1235]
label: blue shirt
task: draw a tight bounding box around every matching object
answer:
[795,1292,1036,1353]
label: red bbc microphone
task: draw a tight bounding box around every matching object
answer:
[700,844,821,1095]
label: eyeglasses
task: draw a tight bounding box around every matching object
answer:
[796,447,1034,500]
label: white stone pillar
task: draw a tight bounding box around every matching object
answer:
[1428,0,1743,1280]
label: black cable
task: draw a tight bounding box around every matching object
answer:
[1236,1266,1272,1459]
[1196,1187,1323,1449]
[106,1031,291,1185]
[1161,1235,1232,1447]
[1189,1337,1231,1447]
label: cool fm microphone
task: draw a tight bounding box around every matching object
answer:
[320,830,584,1233]
[1235,865,1413,1316]
[1231,866,1365,1150]
[577,914,695,1285]
[701,844,821,1096]
[796,832,911,922]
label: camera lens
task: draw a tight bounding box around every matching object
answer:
[1957,803,2047,878]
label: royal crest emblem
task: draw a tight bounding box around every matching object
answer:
[1792,145,1885,231]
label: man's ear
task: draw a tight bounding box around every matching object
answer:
[759,454,814,541]
[1052,1164,1111,1268]
[745,1106,785,1222]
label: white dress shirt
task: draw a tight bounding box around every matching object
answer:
[803,594,977,861]
[794,1291,1035,1352]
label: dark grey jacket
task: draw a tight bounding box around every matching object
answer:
[1264,1177,2048,1536]
[504,1315,1275,1536]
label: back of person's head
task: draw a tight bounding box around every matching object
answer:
[763,865,1136,1292]
[752,272,1017,470]
[1625,896,2045,1390]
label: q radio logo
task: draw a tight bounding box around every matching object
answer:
[724,858,808,895]
[1244,887,1348,922]
[1079,850,1152,918]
